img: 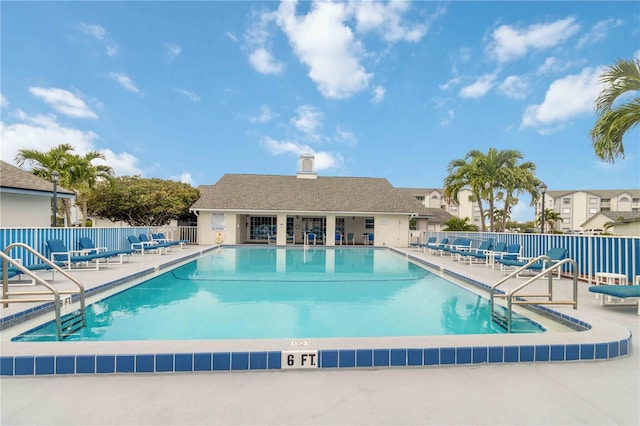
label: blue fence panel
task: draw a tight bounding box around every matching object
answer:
[1,227,151,265]
[423,231,639,283]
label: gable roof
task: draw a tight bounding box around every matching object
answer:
[191,174,429,215]
[546,189,640,199]
[0,160,74,196]
[581,210,640,227]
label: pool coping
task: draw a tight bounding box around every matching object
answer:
[0,245,633,376]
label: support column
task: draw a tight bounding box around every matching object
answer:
[326,214,336,246]
[276,213,287,246]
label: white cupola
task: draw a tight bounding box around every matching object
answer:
[296,153,317,179]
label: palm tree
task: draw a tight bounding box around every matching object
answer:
[15,144,113,227]
[442,217,478,232]
[67,152,114,226]
[535,208,563,232]
[444,157,487,231]
[590,58,640,163]
[444,148,536,232]
[15,144,75,225]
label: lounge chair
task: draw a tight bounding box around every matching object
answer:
[335,232,343,245]
[0,260,64,284]
[78,237,135,264]
[346,233,355,245]
[127,235,169,255]
[497,247,568,278]
[456,239,493,263]
[438,237,471,257]
[153,232,188,248]
[46,239,113,270]
[589,285,640,315]
[139,233,177,251]
[465,241,508,267]
[414,236,436,252]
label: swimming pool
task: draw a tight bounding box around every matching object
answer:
[13,247,542,342]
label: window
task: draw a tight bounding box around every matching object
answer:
[601,198,610,203]
[336,217,345,234]
[562,208,571,214]
[633,198,640,204]
[365,218,374,229]
[563,198,571,205]
[589,208,598,214]
[589,198,598,204]
[473,206,480,212]
[601,207,610,212]
[431,195,439,199]
[209,214,226,230]
[450,206,458,212]
[416,196,425,201]
[249,216,276,240]
[620,197,630,202]
[473,216,480,222]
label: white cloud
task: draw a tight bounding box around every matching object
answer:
[166,43,181,59]
[459,73,497,99]
[97,149,143,176]
[170,172,194,185]
[351,0,435,43]
[1,110,141,176]
[248,48,284,74]
[291,105,323,137]
[261,136,341,171]
[29,87,98,119]
[276,1,372,99]
[577,18,623,49]
[498,75,529,100]
[334,126,357,146]
[109,72,140,93]
[440,109,454,127]
[634,50,640,60]
[249,106,277,123]
[226,32,238,42]
[1,94,8,109]
[244,9,284,75]
[177,89,201,102]
[489,17,580,63]
[77,23,118,57]
[105,45,119,57]
[439,76,461,91]
[78,23,106,40]
[521,67,602,132]
[371,85,385,103]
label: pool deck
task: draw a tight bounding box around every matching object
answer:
[1,244,639,425]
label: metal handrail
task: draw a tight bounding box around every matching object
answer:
[2,243,86,340]
[489,255,578,332]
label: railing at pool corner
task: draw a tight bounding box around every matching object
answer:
[417,231,639,284]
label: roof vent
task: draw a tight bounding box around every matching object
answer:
[297,153,317,179]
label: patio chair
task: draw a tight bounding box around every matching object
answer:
[497,247,568,278]
[78,237,135,264]
[0,259,65,284]
[346,233,355,245]
[305,233,317,245]
[456,239,493,263]
[335,232,343,245]
[438,237,471,257]
[363,233,374,245]
[464,241,508,267]
[589,285,640,315]
[416,236,437,252]
[127,235,168,255]
[154,232,188,248]
[427,237,449,255]
[46,239,113,270]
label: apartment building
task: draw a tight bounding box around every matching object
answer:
[397,188,478,227]
[537,189,640,233]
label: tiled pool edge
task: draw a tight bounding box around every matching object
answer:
[0,246,633,376]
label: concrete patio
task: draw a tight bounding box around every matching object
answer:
[1,245,638,425]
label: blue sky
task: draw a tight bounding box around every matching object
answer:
[1,1,638,221]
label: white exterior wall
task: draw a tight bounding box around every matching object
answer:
[612,221,640,237]
[0,193,51,227]
[196,211,412,247]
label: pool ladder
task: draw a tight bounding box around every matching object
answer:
[489,256,578,333]
[1,243,86,341]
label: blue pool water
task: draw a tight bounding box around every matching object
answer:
[13,247,543,341]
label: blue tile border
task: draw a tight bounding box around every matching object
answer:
[0,247,634,376]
